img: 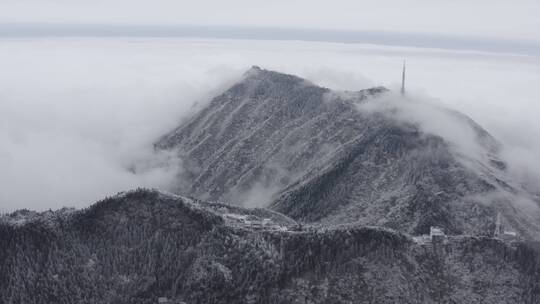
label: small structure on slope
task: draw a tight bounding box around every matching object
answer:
[401,60,406,96]
[430,226,447,244]
[412,226,447,245]
[494,212,519,241]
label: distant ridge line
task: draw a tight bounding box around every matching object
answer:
[0,23,538,56]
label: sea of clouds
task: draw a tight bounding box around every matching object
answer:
[1,37,539,211]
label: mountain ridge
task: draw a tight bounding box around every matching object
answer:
[3,67,540,303]
[1,188,539,303]
[156,66,540,240]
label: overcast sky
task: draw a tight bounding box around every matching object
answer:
[1,0,540,54]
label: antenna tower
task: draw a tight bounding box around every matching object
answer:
[401,60,406,96]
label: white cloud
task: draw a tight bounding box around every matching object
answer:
[0,37,539,211]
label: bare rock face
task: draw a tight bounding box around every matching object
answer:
[156,67,540,240]
[1,189,539,304]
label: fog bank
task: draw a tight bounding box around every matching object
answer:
[1,37,539,211]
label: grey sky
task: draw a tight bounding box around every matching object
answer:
[1,0,539,55]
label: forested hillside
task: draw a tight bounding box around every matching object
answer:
[1,189,539,303]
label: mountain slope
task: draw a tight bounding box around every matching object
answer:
[1,189,539,304]
[156,67,540,240]
[156,66,386,205]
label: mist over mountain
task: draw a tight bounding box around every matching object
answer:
[157,67,540,240]
[2,0,540,302]
[2,66,540,303]
[2,38,540,212]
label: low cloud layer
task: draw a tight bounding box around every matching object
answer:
[1,37,539,211]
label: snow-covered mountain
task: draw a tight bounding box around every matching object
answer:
[157,66,540,240]
[1,189,539,303]
[3,67,540,303]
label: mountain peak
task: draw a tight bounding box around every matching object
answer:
[155,68,540,240]
[240,65,312,88]
[246,65,262,73]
